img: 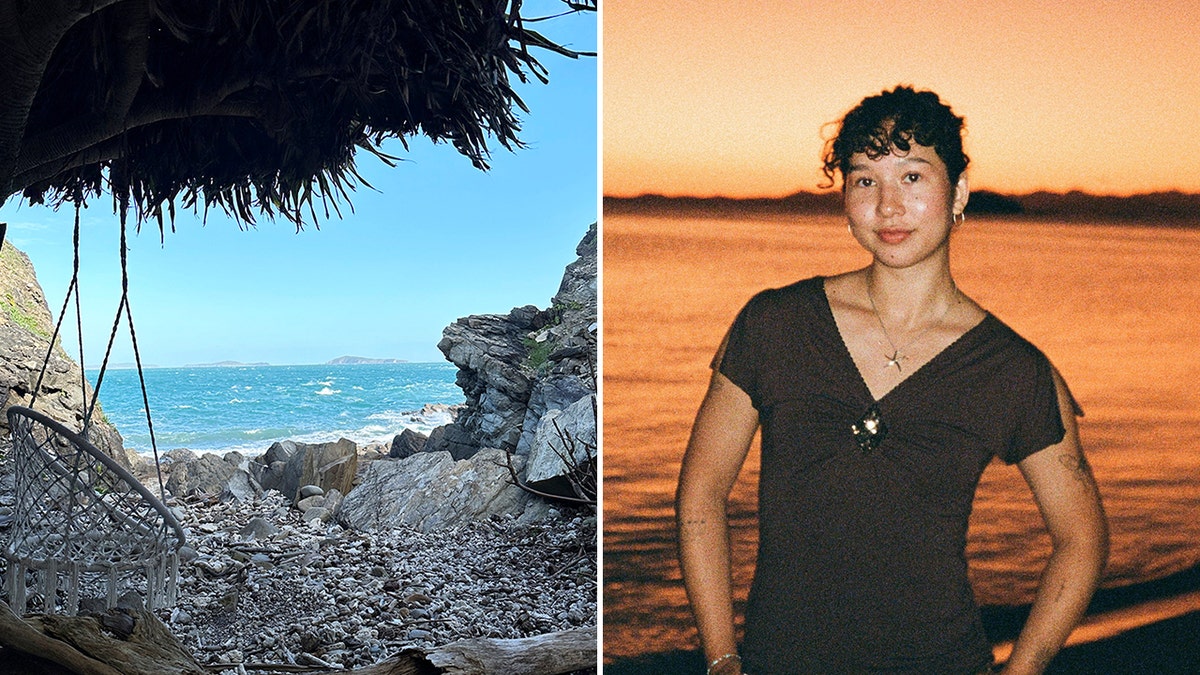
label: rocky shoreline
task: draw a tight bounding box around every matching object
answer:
[0,224,598,673]
[0,419,598,674]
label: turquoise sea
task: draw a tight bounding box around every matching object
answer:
[87,362,463,455]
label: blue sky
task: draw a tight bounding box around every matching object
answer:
[1,2,596,367]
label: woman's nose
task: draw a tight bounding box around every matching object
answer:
[877,185,905,217]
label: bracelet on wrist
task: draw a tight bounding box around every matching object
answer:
[706,652,741,675]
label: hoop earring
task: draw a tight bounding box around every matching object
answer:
[952,212,966,227]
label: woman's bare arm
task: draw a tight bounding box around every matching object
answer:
[676,371,759,673]
[1003,369,1109,675]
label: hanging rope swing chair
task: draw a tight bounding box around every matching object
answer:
[3,198,185,616]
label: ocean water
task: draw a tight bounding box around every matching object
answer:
[88,362,463,456]
[602,212,1200,662]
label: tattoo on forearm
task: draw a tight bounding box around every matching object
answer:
[1057,452,1095,487]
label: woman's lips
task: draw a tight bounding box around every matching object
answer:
[876,228,912,244]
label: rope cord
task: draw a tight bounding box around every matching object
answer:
[28,176,168,500]
[32,204,83,411]
[73,243,87,438]
[117,202,168,501]
[73,195,88,436]
[81,190,168,500]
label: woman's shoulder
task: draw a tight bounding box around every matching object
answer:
[979,312,1048,359]
[969,313,1065,399]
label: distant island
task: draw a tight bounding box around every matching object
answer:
[326,356,408,365]
[605,189,1200,223]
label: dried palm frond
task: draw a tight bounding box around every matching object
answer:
[8,0,594,230]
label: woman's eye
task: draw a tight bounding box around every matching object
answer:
[854,177,874,187]
[904,172,922,182]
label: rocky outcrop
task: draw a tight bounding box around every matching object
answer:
[86,223,597,534]
[431,308,544,458]
[426,224,597,489]
[0,242,135,469]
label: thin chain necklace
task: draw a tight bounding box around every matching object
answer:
[866,273,961,372]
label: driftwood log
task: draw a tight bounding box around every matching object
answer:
[0,600,202,675]
[0,601,596,675]
[395,627,596,675]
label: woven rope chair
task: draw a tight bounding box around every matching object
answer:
[3,406,186,615]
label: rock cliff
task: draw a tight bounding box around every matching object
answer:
[0,242,133,468]
[426,224,597,474]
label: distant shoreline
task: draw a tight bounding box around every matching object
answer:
[605,190,1200,224]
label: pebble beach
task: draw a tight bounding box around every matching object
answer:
[0,437,598,674]
[165,489,597,672]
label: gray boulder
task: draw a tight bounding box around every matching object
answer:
[262,440,299,465]
[515,374,593,454]
[525,394,597,499]
[165,452,238,499]
[389,428,428,459]
[338,449,551,532]
[255,438,357,503]
[222,468,263,502]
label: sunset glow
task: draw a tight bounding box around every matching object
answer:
[603,1,1200,197]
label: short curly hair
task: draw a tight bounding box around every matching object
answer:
[821,86,968,189]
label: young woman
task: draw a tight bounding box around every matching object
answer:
[676,86,1108,675]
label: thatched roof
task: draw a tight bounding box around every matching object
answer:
[0,0,594,228]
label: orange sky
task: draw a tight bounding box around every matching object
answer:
[603,1,1200,197]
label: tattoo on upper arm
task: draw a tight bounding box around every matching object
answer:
[1057,452,1096,487]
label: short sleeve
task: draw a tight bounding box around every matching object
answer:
[1001,352,1066,464]
[711,296,761,407]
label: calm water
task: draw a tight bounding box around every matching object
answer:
[602,212,1200,661]
[89,362,463,455]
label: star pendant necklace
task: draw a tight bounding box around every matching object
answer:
[866,274,962,372]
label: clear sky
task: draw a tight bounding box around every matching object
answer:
[603,0,1200,198]
[2,1,596,367]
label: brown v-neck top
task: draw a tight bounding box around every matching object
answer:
[716,276,1065,674]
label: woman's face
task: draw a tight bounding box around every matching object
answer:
[843,141,969,269]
